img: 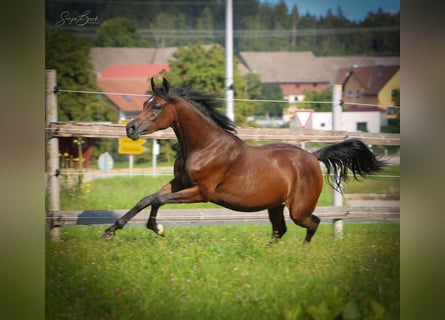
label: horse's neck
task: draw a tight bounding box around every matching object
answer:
[172,102,237,156]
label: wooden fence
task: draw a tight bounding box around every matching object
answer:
[54,207,400,227]
[48,121,400,145]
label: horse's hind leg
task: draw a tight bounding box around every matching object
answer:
[290,212,320,244]
[303,215,320,243]
[268,205,287,241]
[288,198,320,244]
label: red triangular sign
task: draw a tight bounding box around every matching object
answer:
[294,109,313,129]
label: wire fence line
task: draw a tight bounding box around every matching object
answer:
[45,88,401,109]
[45,170,400,179]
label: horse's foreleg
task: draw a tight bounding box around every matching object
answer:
[102,193,156,240]
[144,181,181,237]
[144,185,205,236]
[146,205,165,237]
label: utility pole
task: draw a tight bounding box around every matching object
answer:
[332,84,343,238]
[225,0,234,121]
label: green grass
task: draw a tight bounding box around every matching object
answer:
[46,223,400,319]
[60,165,399,210]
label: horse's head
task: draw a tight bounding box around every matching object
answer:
[126,77,177,140]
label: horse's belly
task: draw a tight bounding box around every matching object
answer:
[210,180,288,212]
[211,198,283,212]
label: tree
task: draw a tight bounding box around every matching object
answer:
[244,73,283,116]
[298,88,332,112]
[196,6,215,43]
[164,44,256,126]
[361,9,400,55]
[94,17,149,47]
[46,29,118,158]
[149,12,177,47]
[290,5,299,50]
[46,29,117,122]
[270,0,291,50]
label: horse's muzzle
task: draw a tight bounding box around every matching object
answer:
[126,122,140,140]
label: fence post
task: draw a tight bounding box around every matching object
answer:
[332,84,343,238]
[46,69,61,241]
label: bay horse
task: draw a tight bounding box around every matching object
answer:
[103,77,384,243]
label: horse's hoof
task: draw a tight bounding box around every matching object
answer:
[102,231,115,241]
[157,224,165,237]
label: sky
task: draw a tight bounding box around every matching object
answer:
[261,0,400,22]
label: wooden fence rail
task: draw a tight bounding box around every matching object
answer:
[48,122,400,145]
[52,206,400,226]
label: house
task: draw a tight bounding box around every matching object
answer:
[239,51,399,102]
[239,51,399,129]
[316,56,400,84]
[239,51,330,102]
[335,65,400,119]
[97,64,170,120]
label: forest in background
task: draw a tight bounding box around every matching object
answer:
[46,0,399,56]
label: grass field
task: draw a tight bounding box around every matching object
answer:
[46,223,399,319]
[60,165,399,211]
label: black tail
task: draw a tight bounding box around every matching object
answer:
[313,139,386,192]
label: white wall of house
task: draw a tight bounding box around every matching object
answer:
[290,111,386,133]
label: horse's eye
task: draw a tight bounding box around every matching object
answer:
[153,103,162,111]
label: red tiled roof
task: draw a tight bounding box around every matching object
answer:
[100,64,170,78]
[98,78,150,112]
[97,64,171,112]
[336,66,399,96]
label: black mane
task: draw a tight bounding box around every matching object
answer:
[154,86,237,135]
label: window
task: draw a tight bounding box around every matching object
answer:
[355,89,361,98]
[347,90,352,98]
[123,95,133,102]
[356,122,368,132]
[387,107,396,115]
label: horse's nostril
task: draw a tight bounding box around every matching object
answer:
[126,123,134,133]
[126,123,136,138]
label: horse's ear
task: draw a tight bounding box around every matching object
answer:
[150,77,158,92]
[162,77,170,93]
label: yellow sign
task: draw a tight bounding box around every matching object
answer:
[118,137,146,155]
[118,120,146,154]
